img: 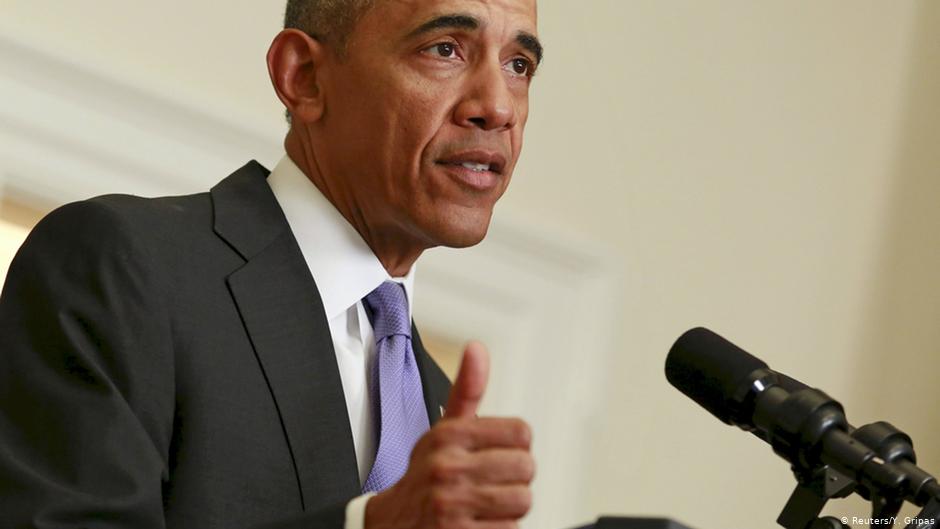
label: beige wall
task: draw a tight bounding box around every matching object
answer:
[2,2,938,528]
[513,2,940,527]
[0,219,28,285]
[0,197,44,288]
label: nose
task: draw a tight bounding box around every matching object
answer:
[453,62,517,132]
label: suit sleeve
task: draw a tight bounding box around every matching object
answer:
[0,200,176,528]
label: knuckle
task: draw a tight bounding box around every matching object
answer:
[492,485,531,514]
[518,453,536,482]
[512,419,532,446]
[477,485,500,505]
[431,519,454,529]
[429,489,452,518]
[432,519,457,529]
[430,422,463,448]
[429,453,461,483]
[516,486,533,512]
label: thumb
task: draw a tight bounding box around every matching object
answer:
[444,341,490,419]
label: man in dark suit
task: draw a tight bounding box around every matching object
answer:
[0,0,543,528]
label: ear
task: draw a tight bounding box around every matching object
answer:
[267,29,328,123]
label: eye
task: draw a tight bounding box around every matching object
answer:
[505,57,535,77]
[425,42,459,59]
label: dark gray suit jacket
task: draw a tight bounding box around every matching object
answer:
[0,161,452,529]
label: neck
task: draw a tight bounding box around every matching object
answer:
[284,128,424,277]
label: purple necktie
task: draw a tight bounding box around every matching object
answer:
[361,281,430,493]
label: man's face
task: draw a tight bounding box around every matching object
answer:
[312,0,540,249]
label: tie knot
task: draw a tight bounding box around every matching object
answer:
[363,281,411,341]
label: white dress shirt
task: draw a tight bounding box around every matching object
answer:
[267,154,415,529]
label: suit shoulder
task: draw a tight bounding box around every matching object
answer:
[13,193,210,281]
[32,192,211,244]
[89,192,211,232]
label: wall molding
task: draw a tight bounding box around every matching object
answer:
[0,32,283,204]
[0,30,621,528]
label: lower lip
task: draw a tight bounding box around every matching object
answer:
[437,163,501,191]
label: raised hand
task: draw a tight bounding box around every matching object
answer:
[365,341,535,529]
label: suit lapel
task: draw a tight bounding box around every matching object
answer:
[212,162,360,509]
[412,325,452,425]
[210,161,455,506]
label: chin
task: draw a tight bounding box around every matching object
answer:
[440,229,488,249]
[425,211,493,249]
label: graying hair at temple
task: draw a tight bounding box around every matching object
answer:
[284,0,377,51]
[282,0,376,123]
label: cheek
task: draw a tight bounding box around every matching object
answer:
[394,92,455,176]
[408,91,454,143]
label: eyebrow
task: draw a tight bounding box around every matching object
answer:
[406,14,480,38]
[516,31,543,65]
[405,13,544,65]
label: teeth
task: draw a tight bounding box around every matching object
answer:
[459,162,490,172]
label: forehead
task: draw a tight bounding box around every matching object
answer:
[363,0,538,37]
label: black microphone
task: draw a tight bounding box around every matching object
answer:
[665,327,808,428]
[665,326,775,427]
[665,327,908,500]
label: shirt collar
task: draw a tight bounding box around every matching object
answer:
[266,154,415,321]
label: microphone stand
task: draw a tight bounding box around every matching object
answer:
[852,422,940,529]
[777,465,855,529]
[746,383,907,529]
[908,498,940,529]
[775,419,940,529]
[776,463,909,529]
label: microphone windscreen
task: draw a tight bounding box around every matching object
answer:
[665,327,768,424]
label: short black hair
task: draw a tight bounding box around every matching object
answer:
[282,1,376,123]
[284,0,376,51]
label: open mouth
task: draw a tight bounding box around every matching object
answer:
[435,150,507,176]
[453,162,493,173]
[435,161,503,191]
